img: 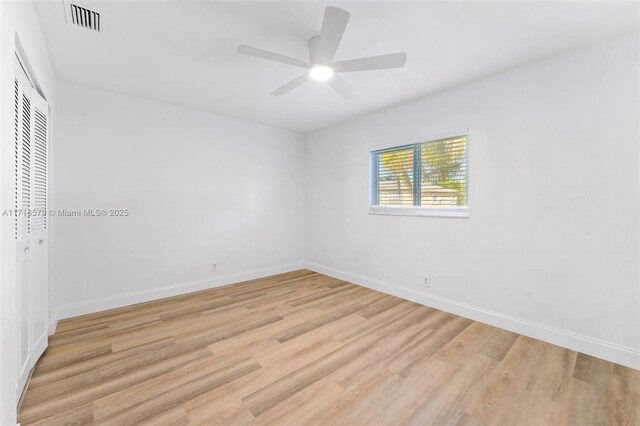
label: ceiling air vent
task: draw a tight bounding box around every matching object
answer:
[64,2,101,32]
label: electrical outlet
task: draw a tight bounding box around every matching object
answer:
[211,264,217,272]
[423,277,431,288]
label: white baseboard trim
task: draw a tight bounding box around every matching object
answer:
[306,261,640,370]
[17,331,48,401]
[53,262,305,322]
[48,312,58,336]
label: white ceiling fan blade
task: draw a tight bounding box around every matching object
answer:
[271,73,310,96]
[311,7,350,64]
[238,45,311,69]
[328,74,355,99]
[333,53,407,72]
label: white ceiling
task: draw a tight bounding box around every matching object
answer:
[34,1,639,133]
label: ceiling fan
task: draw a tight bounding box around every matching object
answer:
[237,6,407,98]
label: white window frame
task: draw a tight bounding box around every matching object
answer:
[369,129,470,218]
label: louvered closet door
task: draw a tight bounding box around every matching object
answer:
[14,58,49,399]
[15,66,32,395]
[29,90,49,376]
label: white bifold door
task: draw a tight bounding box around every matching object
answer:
[14,57,50,398]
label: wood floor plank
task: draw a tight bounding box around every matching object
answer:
[273,302,365,343]
[455,412,485,426]
[477,327,520,361]
[560,377,599,425]
[188,397,255,426]
[319,372,407,425]
[357,295,404,319]
[249,377,349,426]
[526,343,578,404]
[334,300,422,342]
[93,357,261,425]
[406,354,497,425]
[28,338,175,389]
[30,402,94,426]
[186,340,348,424]
[141,405,191,426]
[18,270,640,425]
[92,352,247,419]
[435,321,495,366]
[464,336,548,424]
[386,313,471,375]
[241,306,435,417]
[19,347,213,424]
[329,318,436,390]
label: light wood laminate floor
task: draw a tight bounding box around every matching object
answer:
[18,270,640,425]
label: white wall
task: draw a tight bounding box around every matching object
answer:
[0,1,56,423]
[52,81,305,319]
[305,34,640,369]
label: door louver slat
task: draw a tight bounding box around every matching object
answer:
[32,109,48,232]
[14,79,20,240]
[20,94,31,239]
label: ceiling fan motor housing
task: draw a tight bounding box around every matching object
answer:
[308,36,324,64]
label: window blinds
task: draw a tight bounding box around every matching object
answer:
[370,136,467,207]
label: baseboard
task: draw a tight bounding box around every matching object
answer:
[54,261,305,322]
[48,312,58,335]
[17,331,47,401]
[305,261,640,370]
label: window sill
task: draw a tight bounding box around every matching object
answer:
[368,206,469,218]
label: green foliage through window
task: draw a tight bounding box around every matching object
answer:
[370,136,467,207]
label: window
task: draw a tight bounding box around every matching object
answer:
[370,135,468,217]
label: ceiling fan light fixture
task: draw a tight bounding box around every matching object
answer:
[309,64,334,81]
[237,6,407,97]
